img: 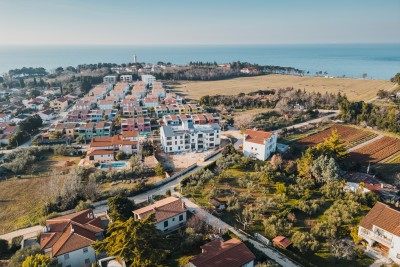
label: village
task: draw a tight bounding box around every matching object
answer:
[0,59,399,267]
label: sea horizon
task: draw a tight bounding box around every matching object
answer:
[0,43,399,80]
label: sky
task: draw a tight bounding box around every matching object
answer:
[0,0,399,45]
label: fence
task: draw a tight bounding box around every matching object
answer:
[255,233,271,246]
[152,163,198,187]
[203,148,223,162]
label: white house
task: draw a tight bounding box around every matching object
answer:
[160,121,221,153]
[141,74,156,85]
[98,100,115,110]
[37,110,55,121]
[243,129,277,160]
[0,114,12,122]
[358,202,400,264]
[120,75,133,82]
[133,197,187,233]
[40,209,105,267]
[103,75,117,83]
[189,238,256,267]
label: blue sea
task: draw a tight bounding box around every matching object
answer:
[0,44,399,80]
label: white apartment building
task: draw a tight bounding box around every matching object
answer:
[141,74,156,85]
[103,75,117,83]
[133,197,187,233]
[243,129,277,161]
[160,121,220,153]
[120,75,133,82]
[358,202,400,264]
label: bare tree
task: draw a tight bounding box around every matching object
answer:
[233,114,254,130]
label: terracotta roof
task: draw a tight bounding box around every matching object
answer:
[244,129,274,145]
[273,236,292,249]
[133,197,186,223]
[122,131,138,138]
[190,238,255,267]
[359,202,400,236]
[40,210,104,257]
[87,149,114,156]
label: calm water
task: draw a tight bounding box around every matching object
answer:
[0,44,399,80]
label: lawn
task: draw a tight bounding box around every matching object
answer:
[172,74,395,101]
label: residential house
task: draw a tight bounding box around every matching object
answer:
[143,94,159,108]
[243,129,277,160]
[133,196,187,233]
[98,100,114,110]
[189,238,256,267]
[152,87,166,98]
[358,202,400,264]
[0,123,18,145]
[160,121,221,153]
[74,101,93,111]
[50,97,69,111]
[0,113,12,122]
[120,75,133,82]
[38,110,55,121]
[136,117,151,133]
[192,114,208,125]
[121,118,136,132]
[40,209,105,267]
[103,75,117,83]
[122,107,135,118]
[155,105,169,118]
[88,109,104,122]
[141,75,156,85]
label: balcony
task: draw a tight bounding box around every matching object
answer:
[359,229,392,247]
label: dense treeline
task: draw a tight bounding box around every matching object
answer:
[391,72,400,84]
[7,67,48,79]
[200,88,340,111]
[339,99,400,134]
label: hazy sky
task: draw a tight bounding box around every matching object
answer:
[1,0,399,45]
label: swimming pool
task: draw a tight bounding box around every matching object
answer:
[100,162,127,169]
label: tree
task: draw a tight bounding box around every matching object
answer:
[155,163,165,177]
[9,246,42,267]
[377,89,389,99]
[329,239,356,261]
[49,131,63,140]
[141,141,154,157]
[233,114,254,130]
[75,135,86,144]
[310,155,342,183]
[0,238,8,256]
[291,232,319,254]
[270,154,283,170]
[107,194,135,221]
[129,155,144,176]
[75,200,94,211]
[22,254,51,267]
[92,216,169,267]
[315,129,347,162]
[115,151,126,161]
[9,131,30,147]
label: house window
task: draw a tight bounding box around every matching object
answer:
[85,259,90,265]
[83,247,88,253]
[64,254,70,260]
[164,220,168,228]
[172,218,175,221]
[179,214,184,221]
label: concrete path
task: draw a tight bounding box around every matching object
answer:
[0,225,42,242]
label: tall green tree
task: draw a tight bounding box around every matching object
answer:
[92,216,169,267]
[107,194,135,221]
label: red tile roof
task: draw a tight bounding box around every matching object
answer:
[359,202,400,236]
[40,210,104,257]
[190,238,255,267]
[244,129,274,145]
[273,236,292,249]
[133,197,186,223]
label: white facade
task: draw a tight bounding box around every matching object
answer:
[141,75,156,85]
[55,246,97,267]
[160,122,221,153]
[0,114,12,122]
[243,131,277,161]
[120,75,133,82]
[103,75,117,83]
[155,212,187,233]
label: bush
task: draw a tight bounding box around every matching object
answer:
[9,246,41,267]
[75,200,94,211]
[115,151,126,161]
[11,235,23,250]
[0,238,9,256]
[155,163,165,177]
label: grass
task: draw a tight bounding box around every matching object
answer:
[0,154,80,233]
[0,175,65,233]
[172,74,396,101]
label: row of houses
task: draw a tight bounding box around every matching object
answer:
[162,113,219,126]
[48,121,113,140]
[66,109,117,122]
[39,196,256,267]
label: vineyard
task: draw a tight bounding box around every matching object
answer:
[297,124,378,149]
[349,137,400,163]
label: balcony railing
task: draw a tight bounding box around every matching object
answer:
[359,230,392,247]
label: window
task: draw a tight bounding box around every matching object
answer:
[172,218,175,221]
[85,259,90,265]
[83,247,88,253]
[64,254,70,260]
[179,214,184,221]
[164,220,169,228]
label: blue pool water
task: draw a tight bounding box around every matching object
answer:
[100,162,127,169]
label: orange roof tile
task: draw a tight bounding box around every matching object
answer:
[359,202,400,236]
[244,129,274,145]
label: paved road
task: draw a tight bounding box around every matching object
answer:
[175,192,301,267]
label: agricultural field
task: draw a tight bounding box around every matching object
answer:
[349,137,400,163]
[296,124,378,149]
[172,74,396,101]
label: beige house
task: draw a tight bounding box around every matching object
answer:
[50,97,69,111]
